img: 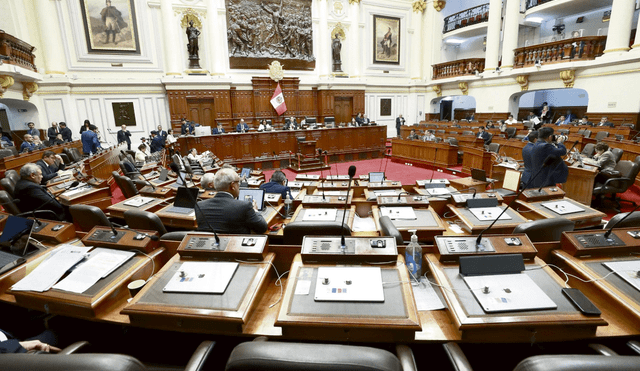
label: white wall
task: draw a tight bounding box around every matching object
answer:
[0,99,41,131]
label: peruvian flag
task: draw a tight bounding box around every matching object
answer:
[270,83,287,116]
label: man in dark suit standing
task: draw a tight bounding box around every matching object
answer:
[117,124,131,150]
[529,127,568,189]
[156,125,167,143]
[396,114,405,137]
[196,168,267,234]
[597,116,614,127]
[149,131,164,153]
[35,150,65,184]
[47,122,60,143]
[26,122,39,137]
[14,163,68,221]
[181,118,195,135]
[521,130,538,186]
[59,122,72,142]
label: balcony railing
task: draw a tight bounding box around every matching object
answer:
[513,36,606,68]
[433,58,485,80]
[0,31,37,72]
[525,0,554,11]
[443,4,490,34]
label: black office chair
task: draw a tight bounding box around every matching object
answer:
[119,161,141,179]
[634,155,640,167]
[0,190,20,215]
[581,143,596,157]
[0,178,16,198]
[69,204,112,232]
[379,215,403,246]
[611,148,624,163]
[462,130,473,136]
[226,338,415,371]
[505,127,517,139]
[603,212,640,229]
[595,131,609,141]
[112,171,139,199]
[124,209,168,236]
[282,222,351,245]
[0,148,13,160]
[5,169,19,185]
[593,160,640,212]
[577,129,586,135]
[487,143,500,153]
[512,218,575,242]
[582,129,592,138]
[0,340,215,371]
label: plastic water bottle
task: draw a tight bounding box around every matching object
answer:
[284,192,293,218]
[405,230,422,280]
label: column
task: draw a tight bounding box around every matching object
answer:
[632,9,640,51]
[500,0,520,70]
[349,2,360,76]
[409,8,424,80]
[318,0,329,77]
[484,0,502,71]
[34,0,66,75]
[603,0,636,54]
[207,0,225,74]
[161,0,181,75]
[422,3,441,83]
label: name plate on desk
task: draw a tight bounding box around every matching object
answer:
[301,236,398,263]
[434,234,537,262]
[177,233,268,261]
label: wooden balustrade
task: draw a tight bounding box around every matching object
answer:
[0,31,37,72]
[433,58,485,80]
[443,3,489,33]
[514,36,606,69]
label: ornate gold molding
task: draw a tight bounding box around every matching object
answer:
[331,23,346,40]
[178,8,204,28]
[432,84,442,97]
[23,82,38,101]
[434,0,446,12]
[348,0,361,4]
[515,75,529,91]
[268,61,284,82]
[458,81,468,95]
[412,1,426,13]
[0,75,15,98]
[559,70,575,88]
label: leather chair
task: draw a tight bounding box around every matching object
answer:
[282,222,351,245]
[0,178,16,197]
[603,212,640,229]
[581,143,595,157]
[582,129,592,138]
[634,155,640,167]
[484,132,493,145]
[487,143,500,153]
[0,148,13,160]
[5,169,19,185]
[611,148,624,163]
[513,218,575,242]
[379,215,403,246]
[593,160,640,211]
[557,129,569,135]
[0,340,215,371]
[505,127,517,139]
[595,131,609,141]
[577,129,586,135]
[226,338,416,371]
[69,204,112,232]
[120,161,141,179]
[112,171,139,199]
[513,355,640,371]
[124,209,167,236]
[0,190,20,215]
[462,130,473,136]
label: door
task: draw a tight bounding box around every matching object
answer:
[334,97,353,125]
[440,100,452,121]
[186,98,215,127]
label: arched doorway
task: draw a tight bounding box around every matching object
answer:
[431,95,477,121]
[513,88,589,123]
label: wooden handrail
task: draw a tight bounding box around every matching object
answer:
[443,3,490,34]
[432,58,485,80]
[514,36,606,68]
[0,31,37,72]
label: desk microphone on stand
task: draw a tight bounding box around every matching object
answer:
[340,165,356,251]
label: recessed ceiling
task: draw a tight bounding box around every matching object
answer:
[524,0,613,22]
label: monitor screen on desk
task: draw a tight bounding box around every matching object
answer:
[240,168,251,179]
[0,215,35,257]
[194,126,211,137]
[173,187,199,208]
[369,172,385,183]
[238,188,265,211]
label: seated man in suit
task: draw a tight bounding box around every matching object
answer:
[521,130,538,186]
[579,116,593,126]
[212,123,225,134]
[14,163,69,221]
[285,117,298,130]
[477,126,491,145]
[362,114,371,125]
[59,122,73,142]
[35,150,66,184]
[19,134,37,153]
[529,127,568,189]
[407,129,419,140]
[32,136,45,150]
[597,116,614,127]
[423,130,436,142]
[196,168,268,234]
[180,118,195,135]
[259,170,292,199]
[236,119,250,133]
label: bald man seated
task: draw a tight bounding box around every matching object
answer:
[195,168,268,234]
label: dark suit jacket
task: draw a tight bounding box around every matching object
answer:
[14,179,66,221]
[478,131,491,144]
[521,142,535,186]
[60,127,72,142]
[81,130,101,154]
[529,141,568,188]
[150,136,164,153]
[598,121,614,127]
[47,127,60,142]
[35,159,64,184]
[19,141,36,153]
[396,117,405,129]
[236,123,249,132]
[181,122,194,135]
[196,192,267,234]
[259,181,292,200]
[0,329,57,353]
[212,127,225,134]
[117,130,131,145]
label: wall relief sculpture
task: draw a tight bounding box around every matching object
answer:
[226,0,315,70]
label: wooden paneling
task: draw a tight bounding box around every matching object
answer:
[334,97,353,124]
[391,139,459,168]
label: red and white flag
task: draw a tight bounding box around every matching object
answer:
[270,83,287,116]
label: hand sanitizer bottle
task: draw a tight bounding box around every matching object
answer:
[284,192,293,217]
[405,230,422,280]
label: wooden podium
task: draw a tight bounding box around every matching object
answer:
[289,138,330,172]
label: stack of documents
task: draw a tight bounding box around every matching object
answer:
[53,248,135,293]
[12,245,90,292]
[123,197,155,207]
[380,207,417,220]
[302,209,338,221]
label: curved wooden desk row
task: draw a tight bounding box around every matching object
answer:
[176,126,386,166]
[0,140,83,174]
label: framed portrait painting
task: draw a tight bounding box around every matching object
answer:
[80,0,141,54]
[373,15,400,65]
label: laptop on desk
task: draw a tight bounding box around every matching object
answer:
[471,168,497,183]
[0,216,37,275]
[166,187,199,214]
[151,168,169,184]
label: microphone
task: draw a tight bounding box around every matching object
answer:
[378,148,386,172]
[137,168,156,190]
[340,165,356,250]
[318,151,326,201]
[475,156,557,250]
[382,149,391,184]
[397,191,409,201]
[428,148,439,185]
[112,222,159,241]
[604,203,640,239]
[169,163,220,246]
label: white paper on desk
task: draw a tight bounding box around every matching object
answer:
[324,191,349,196]
[291,190,301,199]
[123,197,155,207]
[352,214,377,232]
[302,208,337,221]
[163,261,238,294]
[463,273,557,313]
[62,185,91,197]
[541,200,584,215]
[470,207,512,221]
[603,260,640,293]
[380,207,417,220]
[53,250,134,293]
[426,188,452,196]
[412,278,445,311]
[295,280,311,295]
[11,245,90,292]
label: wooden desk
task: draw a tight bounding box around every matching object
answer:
[450,177,489,193]
[372,206,446,243]
[122,252,275,334]
[0,141,82,174]
[302,193,353,207]
[107,196,169,219]
[446,204,527,234]
[58,185,111,210]
[84,145,126,181]
[391,139,458,168]
[365,180,403,191]
[564,163,598,205]
[514,198,606,229]
[461,145,492,175]
[275,254,421,341]
[156,203,284,231]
